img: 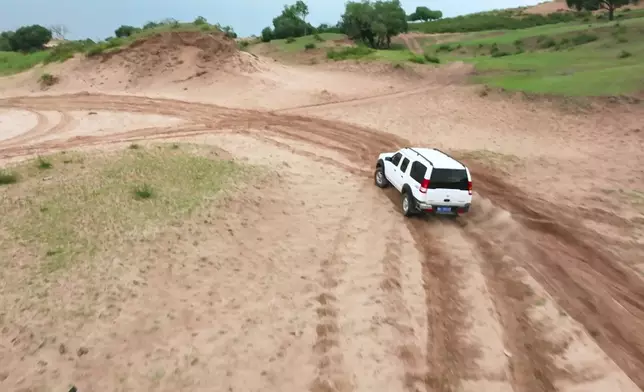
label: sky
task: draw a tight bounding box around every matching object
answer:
[0,0,545,40]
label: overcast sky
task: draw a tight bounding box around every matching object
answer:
[0,0,544,40]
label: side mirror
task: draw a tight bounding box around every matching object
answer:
[384,156,392,162]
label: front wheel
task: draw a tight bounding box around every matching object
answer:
[374,166,389,188]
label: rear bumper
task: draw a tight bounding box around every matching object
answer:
[417,202,471,214]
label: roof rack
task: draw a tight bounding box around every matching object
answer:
[407,147,433,167]
[431,148,466,169]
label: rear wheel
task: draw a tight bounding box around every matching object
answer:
[374,166,389,188]
[401,191,416,217]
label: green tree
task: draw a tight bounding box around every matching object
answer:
[193,16,208,25]
[114,25,139,38]
[566,0,637,20]
[341,0,407,48]
[271,1,315,39]
[294,1,310,34]
[261,27,274,42]
[408,6,443,22]
[0,31,13,51]
[8,25,52,52]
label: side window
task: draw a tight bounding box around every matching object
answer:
[391,152,402,166]
[400,158,410,173]
[409,162,427,184]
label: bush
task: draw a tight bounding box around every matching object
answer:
[0,171,18,185]
[8,25,52,52]
[193,16,208,26]
[408,54,426,64]
[133,184,154,200]
[423,53,440,63]
[261,27,273,43]
[313,34,324,42]
[437,44,453,52]
[285,37,296,43]
[39,73,59,87]
[617,36,628,43]
[539,38,557,49]
[571,33,598,46]
[44,40,92,64]
[114,25,139,38]
[37,156,53,169]
[304,43,316,50]
[618,50,632,58]
[326,46,375,60]
[239,40,250,49]
[491,50,511,57]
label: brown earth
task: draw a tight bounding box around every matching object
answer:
[1,30,644,392]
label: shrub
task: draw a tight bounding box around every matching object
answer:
[261,27,273,43]
[129,143,141,150]
[313,34,324,42]
[0,171,18,185]
[326,46,375,60]
[572,33,598,46]
[408,54,426,64]
[193,16,208,26]
[239,40,250,49]
[618,50,632,58]
[85,44,105,57]
[304,43,316,50]
[617,36,628,43]
[37,156,52,169]
[437,44,453,52]
[133,184,154,200]
[286,37,296,43]
[114,25,139,38]
[539,38,557,49]
[423,53,440,63]
[491,50,511,57]
[39,73,59,87]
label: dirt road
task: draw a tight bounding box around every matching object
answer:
[1,90,643,392]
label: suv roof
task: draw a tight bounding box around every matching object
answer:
[403,148,465,170]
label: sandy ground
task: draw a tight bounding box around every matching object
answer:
[1,32,644,392]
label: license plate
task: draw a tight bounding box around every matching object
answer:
[437,207,452,214]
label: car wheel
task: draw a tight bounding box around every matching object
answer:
[402,191,415,217]
[374,166,389,188]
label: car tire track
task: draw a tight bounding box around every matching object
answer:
[380,221,427,392]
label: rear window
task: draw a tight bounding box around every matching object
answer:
[409,162,427,184]
[429,169,468,190]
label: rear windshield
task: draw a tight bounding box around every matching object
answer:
[429,169,468,190]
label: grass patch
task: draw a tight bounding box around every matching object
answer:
[0,146,250,273]
[0,170,18,185]
[0,50,49,76]
[36,156,53,169]
[327,45,375,60]
[304,42,316,50]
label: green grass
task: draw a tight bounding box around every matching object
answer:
[269,33,347,51]
[424,17,644,96]
[0,51,49,76]
[0,146,251,273]
[0,171,18,185]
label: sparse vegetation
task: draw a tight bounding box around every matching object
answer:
[304,42,316,50]
[37,156,53,169]
[38,72,59,87]
[0,147,249,271]
[326,45,375,60]
[0,171,18,185]
[618,49,632,58]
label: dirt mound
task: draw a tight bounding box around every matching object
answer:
[79,31,265,89]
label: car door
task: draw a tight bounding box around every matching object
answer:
[385,152,403,190]
[398,157,411,187]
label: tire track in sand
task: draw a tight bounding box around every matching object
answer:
[311,210,354,392]
[380,221,426,392]
[0,109,49,147]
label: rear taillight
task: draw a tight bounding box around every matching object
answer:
[420,179,430,193]
[468,181,472,195]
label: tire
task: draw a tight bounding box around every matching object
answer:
[374,166,389,188]
[401,191,416,217]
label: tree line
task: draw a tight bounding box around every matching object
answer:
[260,1,443,49]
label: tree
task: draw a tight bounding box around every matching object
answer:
[8,25,52,52]
[0,31,13,51]
[193,16,208,25]
[114,25,139,38]
[270,1,315,39]
[49,24,69,40]
[294,1,310,35]
[566,0,637,20]
[341,0,408,48]
[408,6,443,22]
[261,27,274,42]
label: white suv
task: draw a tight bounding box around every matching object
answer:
[374,147,472,217]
